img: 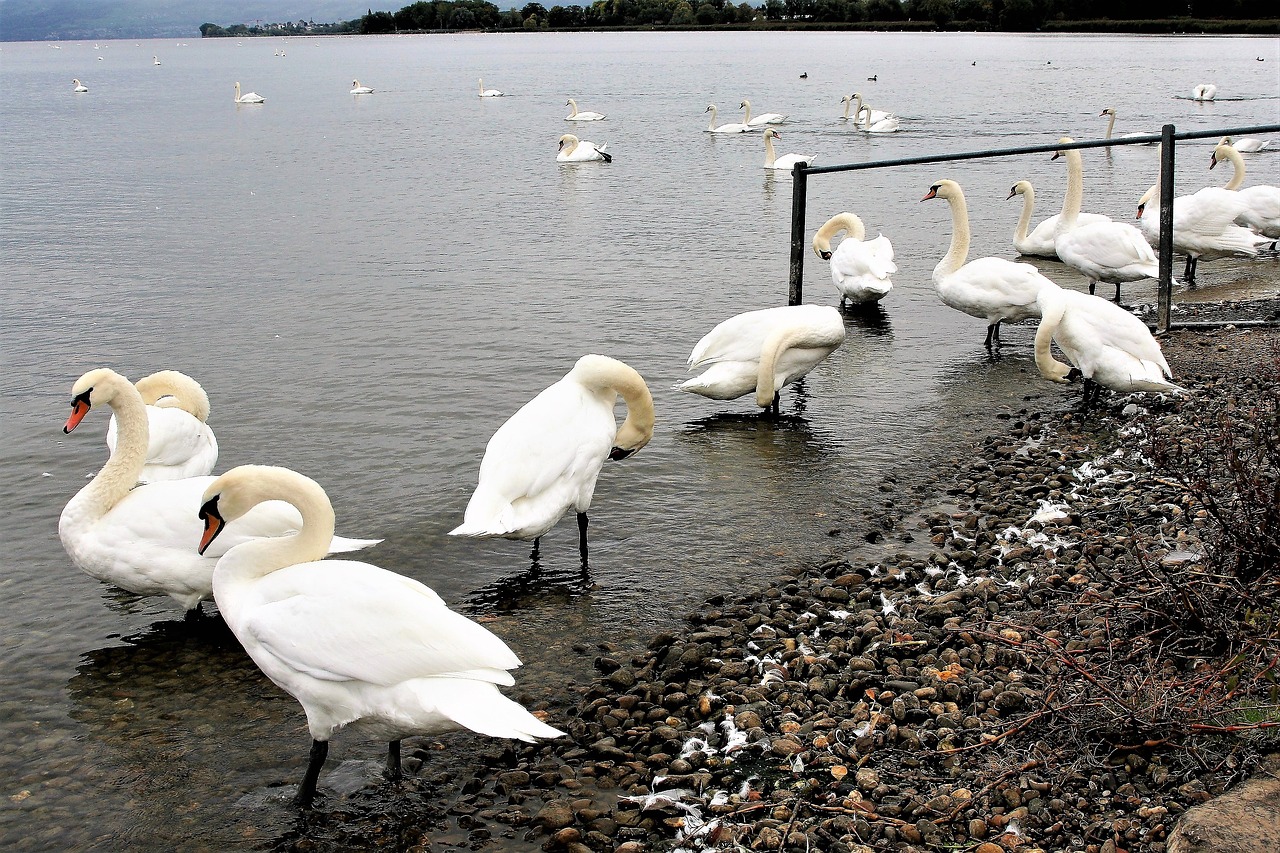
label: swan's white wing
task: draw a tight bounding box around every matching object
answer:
[1059,222,1156,271]
[688,306,835,368]
[938,258,1050,323]
[833,234,897,280]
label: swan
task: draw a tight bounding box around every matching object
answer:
[449,355,653,563]
[1136,145,1271,284]
[199,465,564,807]
[234,82,264,104]
[1050,140,1161,302]
[478,78,503,97]
[678,305,846,415]
[557,133,611,163]
[1192,83,1217,101]
[1211,138,1280,239]
[739,99,786,127]
[704,104,750,134]
[1099,108,1152,142]
[762,128,813,171]
[838,95,858,122]
[858,106,899,134]
[1033,287,1181,407]
[1007,180,1111,259]
[104,370,218,483]
[1230,136,1271,153]
[849,93,893,125]
[152,55,161,66]
[59,369,380,613]
[565,98,605,121]
[812,212,896,306]
[72,78,88,93]
[350,79,374,94]
[922,179,1059,349]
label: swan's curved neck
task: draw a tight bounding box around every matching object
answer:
[137,372,210,421]
[707,106,717,130]
[741,101,752,123]
[756,324,811,407]
[936,191,971,277]
[1058,148,1084,232]
[1014,187,1035,243]
[75,380,150,517]
[613,373,655,452]
[1034,297,1072,381]
[1104,112,1116,140]
[568,99,578,116]
[841,98,851,120]
[219,471,335,582]
[1219,145,1245,190]
[817,213,866,250]
[763,133,776,167]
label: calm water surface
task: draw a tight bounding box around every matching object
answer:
[1,30,1277,851]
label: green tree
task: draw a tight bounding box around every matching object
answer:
[671,0,696,20]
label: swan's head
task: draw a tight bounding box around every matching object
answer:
[198,465,323,554]
[1210,138,1233,169]
[72,78,81,85]
[1007,180,1033,201]
[921,179,960,202]
[352,79,359,86]
[739,99,750,108]
[763,128,780,140]
[558,134,579,151]
[1136,185,1156,219]
[1050,136,1074,162]
[705,104,715,112]
[1100,108,1115,117]
[65,368,129,433]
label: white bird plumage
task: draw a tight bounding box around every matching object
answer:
[1007,180,1111,259]
[72,78,88,93]
[704,104,750,134]
[761,128,813,171]
[1211,138,1280,239]
[678,305,846,413]
[59,369,379,613]
[557,133,612,163]
[350,79,374,94]
[812,212,896,306]
[1099,108,1153,142]
[849,93,893,124]
[104,370,218,483]
[449,355,653,560]
[234,82,264,104]
[1230,137,1271,153]
[922,179,1059,349]
[478,78,503,97]
[740,99,786,127]
[152,55,161,66]
[565,98,606,121]
[1192,83,1217,101]
[199,465,564,807]
[857,105,899,134]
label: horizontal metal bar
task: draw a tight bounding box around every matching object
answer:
[1168,320,1280,329]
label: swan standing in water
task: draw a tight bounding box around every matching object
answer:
[200,465,564,807]
[1033,287,1181,407]
[1099,108,1152,142]
[1050,140,1161,301]
[1211,138,1280,239]
[477,78,503,97]
[1192,83,1217,101]
[72,78,88,93]
[59,369,379,614]
[564,98,606,121]
[704,104,750,134]
[234,82,265,104]
[679,305,846,416]
[761,128,813,171]
[1007,180,1110,259]
[105,370,218,483]
[450,355,653,563]
[350,79,374,94]
[812,212,896,306]
[922,179,1059,349]
[739,99,787,127]
[557,133,611,162]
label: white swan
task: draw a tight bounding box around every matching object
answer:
[850,93,893,125]
[922,179,1059,349]
[557,133,611,163]
[1034,287,1181,407]
[449,355,653,562]
[1230,136,1271,153]
[152,55,161,66]
[200,465,564,807]
[1211,138,1280,239]
[59,369,380,613]
[704,104,750,134]
[1050,140,1161,302]
[72,78,88,93]
[234,82,264,104]
[812,212,896,306]
[565,98,605,121]
[1099,108,1152,142]
[858,106,899,134]
[350,79,374,94]
[679,305,846,414]
[478,78,503,97]
[740,99,786,127]
[1192,83,1217,101]
[1008,180,1111,259]
[762,128,813,171]
[1136,145,1271,284]
[104,370,218,483]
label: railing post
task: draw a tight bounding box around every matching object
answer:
[789,163,808,306]
[1157,125,1175,333]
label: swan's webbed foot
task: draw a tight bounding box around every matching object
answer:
[385,740,402,783]
[294,739,329,809]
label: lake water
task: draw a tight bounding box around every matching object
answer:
[1,30,1277,851]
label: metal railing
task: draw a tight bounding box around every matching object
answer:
[788,123,1280,333]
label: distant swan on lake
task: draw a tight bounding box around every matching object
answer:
[72,78,89,93]
[1192,83,1217,101]
[565,98,605,121]
[478,78,504,97]
[351,79,374,94]
[234,82,264,104]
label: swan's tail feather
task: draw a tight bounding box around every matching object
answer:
[420,680,566,742]
[327,535,382,553]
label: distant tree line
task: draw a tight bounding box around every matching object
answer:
[200,20,359,37]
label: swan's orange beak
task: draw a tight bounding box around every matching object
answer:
[921,187,938,201]
[64,393,91,433]
[1005,187,1017,200]
[1051,151,1063,161]
[1210,153,1220,169]
[197,496,224,555]
[1136,203,1146,219]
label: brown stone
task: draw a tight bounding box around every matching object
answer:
[1168,755,1280,853]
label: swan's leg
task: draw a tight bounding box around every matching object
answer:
[769,392,781,418]
[530,538,540,561]
[1113,282,1122,303]
[295,739,329,808]
[183,603,206,622]
[1183,254,1197,285]
[984,322,998,350]
[577,512,589,565]
[1088,279,1097,296]
[385,740,402,782]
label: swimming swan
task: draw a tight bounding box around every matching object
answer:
[565,98,606,121]
[59,368,380,613]
[812,212,896,306]
[762,128,813,171]
[1192,83,1217,101]
[740,99,787,127]
[72,78,88,93]
[153,55,161,66]
[1099,108,1152,142]
[850,93,894,125]
[679,305,846,414]
[922,179,1058,349]
[449,355,653,562]
[1007,180,1110,259]
[199,465,564,807]
[1033,287,1181,407]
[350,79,374,94]
[1229,136,1271,153]
[478,78,503,97]
[705,104,750,134]
[858,104,899,134]
[1050,140,1161,301]
[234,82,265,104]
[105,370,218,483]
[1211,138,1280,239]
[557,133,611,163]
